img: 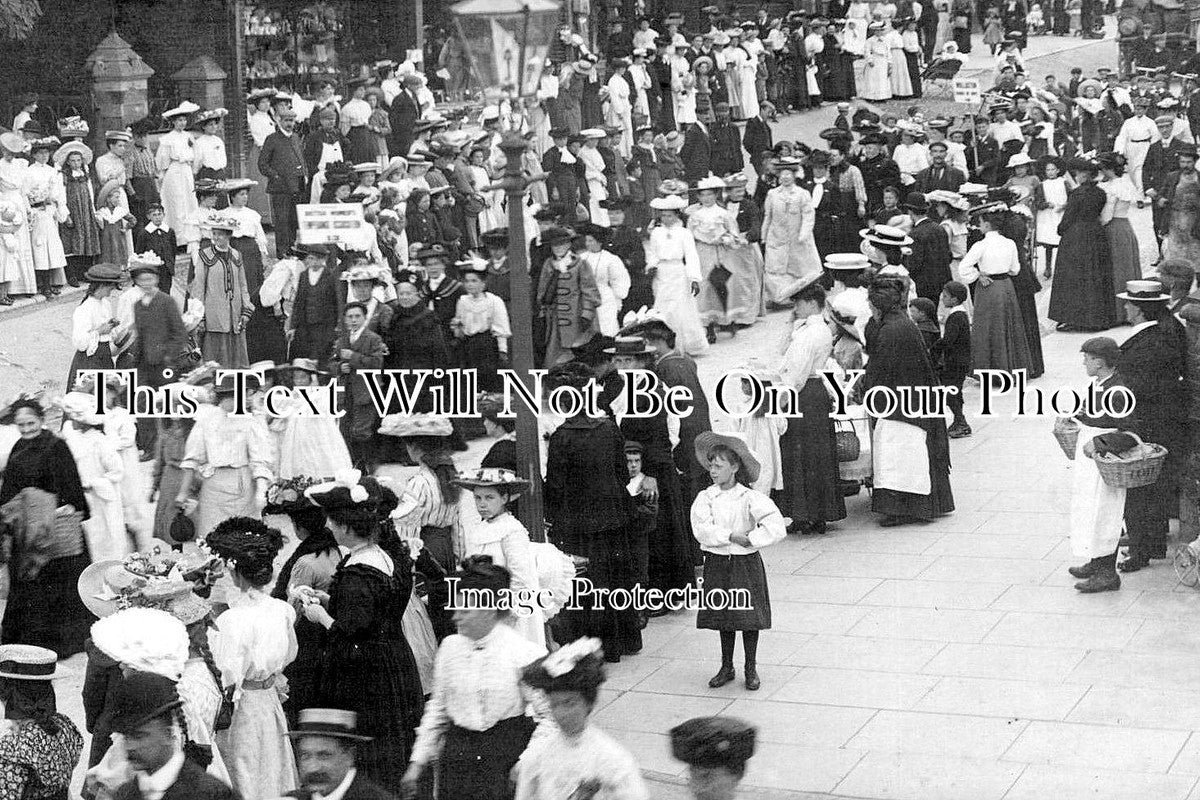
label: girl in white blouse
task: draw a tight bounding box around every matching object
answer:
[452,265,512,392]
[192,111,229,183]
[157,106,200,238]
[67,269,121,390]
[691,431,786,693]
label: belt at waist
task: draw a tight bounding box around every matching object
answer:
[1129,138,1152,143]
[242,675,277,690]
[447,715,536,740]
[29,201,47,209]
[983,273,1011,280]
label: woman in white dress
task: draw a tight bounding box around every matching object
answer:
[761,159,821,307]
[206,517,298,800]
[861,24,893,101]
[468,146,505,234]
[935,0,954,52]
[0,134,37,299]
[1035,158,1070,279]
[59,393,126,562]
[671,48,697,127]
[724,32,750,119]
[23,137,67,296]
[271,361,353,479]
[689,176,740,338]
[647,195,708,357]
[886,22,913,98]
[192,109,229,184]
[1096,153,1144,319]
[845,2,872,55]
[156,102,201,238]
[579,135,609,226]
[578,223,631,336]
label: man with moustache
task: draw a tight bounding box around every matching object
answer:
[285,709,395,800]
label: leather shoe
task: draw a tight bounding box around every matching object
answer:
[744,668,761,691]
[1068,560,1097,579]
[1118,553,1151,573]
[1075,571,1120,593]
[708,667,735,688]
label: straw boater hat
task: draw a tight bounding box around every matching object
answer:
[453,468,532,495]
[824,253,871,270]
[0,644,61,681]
[53,140,92,167]
[694,430,762,485]
[1116,279,1171,302]
[603,335,656,356]
[860,224,914,248]
[377,413,454,438]
[287,708,373,742]
[380,156,408,181]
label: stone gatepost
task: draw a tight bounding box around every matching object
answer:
[84,31,154,144]
[172,55,228,114]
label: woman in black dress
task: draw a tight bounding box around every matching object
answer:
[607,338,695,600]
[1049,158,1117,332]
[302,475,425,794]
[996,203,1046,378]
[544,362,641,661]
[0,398,91,658]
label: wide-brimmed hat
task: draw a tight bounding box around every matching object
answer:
[0,644,60,681]
[29,136,61,153]
[825,253,871,270]
[781,272,823,303]
[286,708,373,742]
[544,226,574,245]
[925,189,969,210]
[453,468,531,495]
[109,670,184,735]
[416,243,450,262]
[340,264,391,283]
[377,413,454,438]
[603,335,656,356]
[696,175,726,192]
[860,224,913,248]
[104,129,132,143]
[162,100,200,120]
[0,132,28,155]
[650,195,687,211]
[1006,152,1035,168]
[97,179,126,204]
[90,606,190,681]
[246,87,278,103]
[128,251,165,278]
[223,178,257,194]
[481,229,510,248]
[694,430,761,485]
[84,263,124,284]
[202,212,238,232]
[1116,279,1171,301]
[52,140,92,166]
[277,357,327,376]
[57,116,89,137]
[380,156,408,181]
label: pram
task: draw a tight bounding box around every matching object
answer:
[921,57,965,98]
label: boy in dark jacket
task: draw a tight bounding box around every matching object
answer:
[932,280,972,438]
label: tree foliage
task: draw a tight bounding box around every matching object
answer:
[0,0,43,41]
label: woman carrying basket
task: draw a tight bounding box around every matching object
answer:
[1065,336,1135,593]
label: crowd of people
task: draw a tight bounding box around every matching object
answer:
[0,2,1194,799]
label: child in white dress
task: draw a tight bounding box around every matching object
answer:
[454,468,546,647]
[516,639,649,800]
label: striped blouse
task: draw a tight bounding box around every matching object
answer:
[392,465,463,553]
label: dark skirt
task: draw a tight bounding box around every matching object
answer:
[643,451,696,593]
[129,176,160,225]
[1014,286,1045,378]
[1106,217,1141,320]
[778,379,848,524]
[346,126,375,165]
[246,307,289,365]
[230,235,265,297]
[553,525,643,659]
[290,322,338,362]
[1048,220,1116,330]
[697,551,771,631]
[905,51,923,97]
[459,332,502,392]
[66,342,115,392]
[419,525,455,642]
[282,617,325,729]
[439,716,535,800]
[971,276,1032,372]
[2,553,92,657]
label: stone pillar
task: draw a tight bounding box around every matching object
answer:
[171,55,228,112]
[84,31,154,147]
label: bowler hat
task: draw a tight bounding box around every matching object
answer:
[109,671,183,735]
[904,191,929,212]
[286,708,373,741]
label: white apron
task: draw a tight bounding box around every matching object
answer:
[309,141,345,204]
[1068,421,1126,559]
[873,419,930,494]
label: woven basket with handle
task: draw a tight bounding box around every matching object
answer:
[1092,433,1167,489]
[1053,417,1080,460]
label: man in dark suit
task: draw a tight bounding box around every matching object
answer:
[680,111,713,183]
[905,192,953,302]
[743,100,774,174]
[289,243,343,361]
[918,0,940,62]
[258,109,309,255]
[288,709,395,800]
[388,73,424,158]
[111,672,240,800]
[913,141,967,193]
[332,303,388,473]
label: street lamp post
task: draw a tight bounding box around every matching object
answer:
[450,0,559,542]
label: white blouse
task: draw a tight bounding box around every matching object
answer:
[578,250,631,303]
[780,313,834,385]
[410,624,548,766]
[192,134,228,173]
[691,482,787,556]
[248,111,276,148]
[156,130,195,173]
[340,98,372,131]
[208,588,298,701]
[454,292,511,340]
[957,230,1020,282]
[226,205,269,257]
[72,295,116,355]
[646,224,702,281]
[515,727,649,800]
[181,408,275,480]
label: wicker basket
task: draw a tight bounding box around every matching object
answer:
[834,420,861,463]
[1092,433,1168,489]
[839,458,873,482]
[1053,417,1080,460]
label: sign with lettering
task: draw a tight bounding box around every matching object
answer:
[953,78,981,105]
[296,204,365,247]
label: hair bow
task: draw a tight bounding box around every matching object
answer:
[542,637,602,677]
